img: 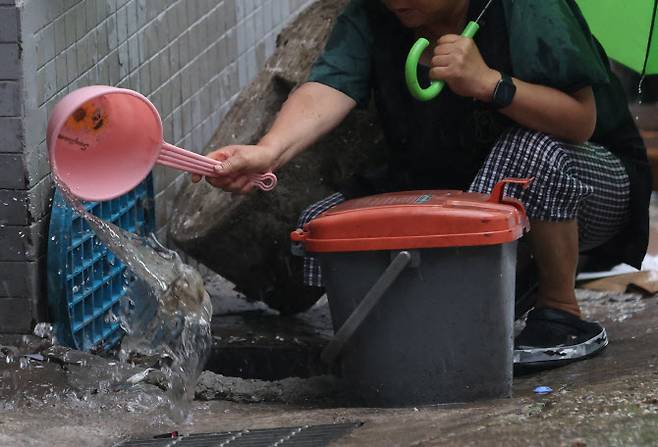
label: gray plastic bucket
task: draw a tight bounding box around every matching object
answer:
[319,242,517,406]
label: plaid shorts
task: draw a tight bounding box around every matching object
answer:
[296,128,631,287]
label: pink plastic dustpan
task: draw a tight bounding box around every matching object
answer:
[46,85,277,201]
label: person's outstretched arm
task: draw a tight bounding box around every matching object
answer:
[192,82,356,193]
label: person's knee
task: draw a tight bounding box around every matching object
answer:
[491,128,569,178]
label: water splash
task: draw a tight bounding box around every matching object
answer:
[635,75,646,123]
[33,322,57,346]
[55,178,213,421]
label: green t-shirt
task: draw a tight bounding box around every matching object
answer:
[308,0,651,268]
[309,0,632,144]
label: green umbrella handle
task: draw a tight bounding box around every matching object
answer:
[405,21,481,101]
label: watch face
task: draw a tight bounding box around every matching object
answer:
[500,82,515,100]
[494,76,516,108]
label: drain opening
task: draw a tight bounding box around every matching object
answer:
[205,312,333,381]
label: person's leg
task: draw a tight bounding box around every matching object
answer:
[469,128,630,366]
[294,192,347,287]
[268,192,347,315]
[528,219,581,317]
[470,128,595,313]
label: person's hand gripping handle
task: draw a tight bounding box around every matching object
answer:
[405,21,481,101]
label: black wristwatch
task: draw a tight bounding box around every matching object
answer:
[490,72,516,109]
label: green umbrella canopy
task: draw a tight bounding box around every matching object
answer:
[576,0,658,74]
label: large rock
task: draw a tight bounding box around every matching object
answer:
[169,0,386,314]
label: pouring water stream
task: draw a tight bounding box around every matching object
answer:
[53,176,213,421]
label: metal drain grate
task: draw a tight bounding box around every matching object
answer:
[116,422,362,447]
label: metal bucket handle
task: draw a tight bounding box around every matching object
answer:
[321,250,416,364]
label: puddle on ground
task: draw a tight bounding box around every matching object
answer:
[577,289,647,322]
[1,180,213,427]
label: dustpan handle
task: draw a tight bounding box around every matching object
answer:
[159,142,278,191]
[321,250,414,364]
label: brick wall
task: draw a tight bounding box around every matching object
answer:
[0,0,313,333]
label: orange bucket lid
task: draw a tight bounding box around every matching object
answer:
[291,178,531,253]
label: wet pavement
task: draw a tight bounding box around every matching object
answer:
[1,283,657,447]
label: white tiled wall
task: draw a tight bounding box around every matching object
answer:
[0,0,313,333]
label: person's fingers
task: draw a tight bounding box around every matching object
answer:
[206,175,234,189]
[205,145,252,176]
[456,37,475,50]
[205,146,235,162]
[431,54,452,68]
[437,34,460,45]
[429,66,450,81]
[433,42,455,56]
[213,154,248,176]
[227,176,252,193]
[203,145,276,190]
[205,173,254,193]
[238,183,255,194]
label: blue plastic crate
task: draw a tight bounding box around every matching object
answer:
[47,176,154,353]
